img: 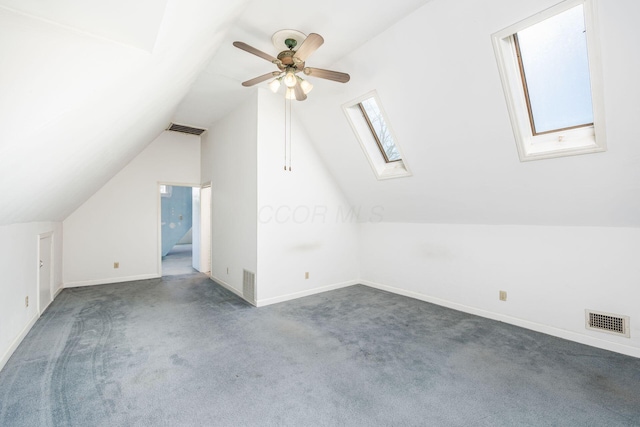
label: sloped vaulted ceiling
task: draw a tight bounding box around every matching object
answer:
[0,0,436,227]
[3,0,637,228]
[172,0,435,128]
[0,0,248,226]
[0,0,169,51]
[296,0,640,227]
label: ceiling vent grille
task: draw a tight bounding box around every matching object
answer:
[585,310,630,338]
[167,123,207,136]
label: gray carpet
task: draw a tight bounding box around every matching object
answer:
[1,275,639,426]
[162,244,196,276]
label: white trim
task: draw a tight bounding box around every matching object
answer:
[53,285,64,299]
[64,273,160,288]
[256,280,358,307]
[37,231,54,315]
[342,90,411,179]
[491,0,606,161]
[209,274,247,302]
[199,184,212,275]
[0,313,38,373]
[361,280,640,359]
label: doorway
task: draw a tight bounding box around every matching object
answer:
[160,184,196,276]
[159,184,212,277]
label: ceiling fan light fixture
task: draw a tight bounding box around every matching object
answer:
[283,70,297,88]
[299,78,313,95]
[268,78,281,93]
[234,31,350,102]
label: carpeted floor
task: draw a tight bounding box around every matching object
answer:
[162,244,196,276]
[1,274,639,426]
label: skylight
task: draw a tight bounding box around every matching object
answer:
[514,5,593,135]
[343,91,411,180]
[492,0,606,161]
[359,98,402,162]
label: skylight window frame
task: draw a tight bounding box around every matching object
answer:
[492,0,606,162]
[343,91,411,180]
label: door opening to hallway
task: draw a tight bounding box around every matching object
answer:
[160,184,211,277]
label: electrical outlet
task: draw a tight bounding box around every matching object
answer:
[499,290,507,301]
[25,296,29,307]
[226,267,229,274]
[114,262,119,269]
[305,272,309,279]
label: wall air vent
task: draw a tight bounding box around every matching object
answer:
[167,123,207,136]
[585,310,630,338]
[243,269,256,306]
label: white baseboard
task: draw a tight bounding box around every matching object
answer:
[208,274,247,302]
[0,313,39,373]
[1,282,67,373]
[361,280,640,359]
[64,274,160,288]
[53,284,64,298]
[256,280,358,307]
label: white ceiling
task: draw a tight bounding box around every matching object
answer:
[0,0,168,51]
[0,0,432,225]
[0,0,433,128]
[172,0,433,127]
[294,0,640,227]
[1,0,639,228]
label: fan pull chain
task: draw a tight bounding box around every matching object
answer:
[284,95,287,171]
[283,95,293,172]
[288,97,292,171]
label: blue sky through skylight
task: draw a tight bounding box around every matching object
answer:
[517,4,593,134]
[361,98,401,162]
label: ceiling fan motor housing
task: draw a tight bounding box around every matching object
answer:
[276,50,304,71]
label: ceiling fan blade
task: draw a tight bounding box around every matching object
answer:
[294,81,307,101]
[303,67,350,83]
[233,41,278,63]
[294,33,324,62]
[242,72,280,87]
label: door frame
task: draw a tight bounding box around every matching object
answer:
[199,183,212,275]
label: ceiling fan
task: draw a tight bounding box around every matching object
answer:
[233,29,350,101]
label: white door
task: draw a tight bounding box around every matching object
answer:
[200,186,212,274]
[38,234,53,314]
[191,187,201,271]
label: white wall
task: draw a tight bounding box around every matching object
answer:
[202,90,359,305]
[0,222,63,371]
[256,90,359,305]
[360,222,640,357]
[63,131,200,286]
[202,95,258,295]
[285,0,640,358]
